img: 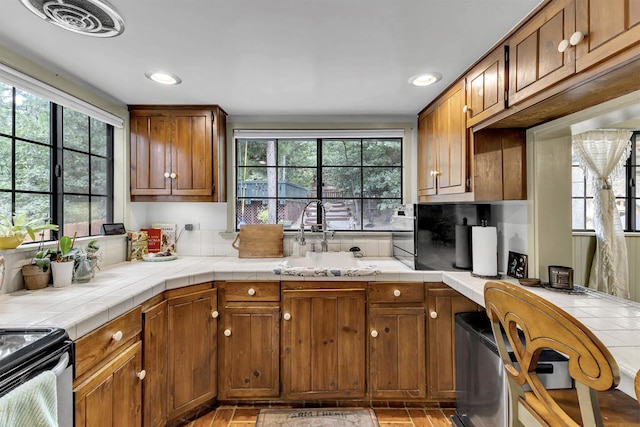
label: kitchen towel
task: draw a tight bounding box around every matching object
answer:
[471,225,498,277]
[0,371,57,427]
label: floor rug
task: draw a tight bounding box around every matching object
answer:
[255,408,379,427]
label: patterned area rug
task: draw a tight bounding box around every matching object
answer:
[255,408,379,427]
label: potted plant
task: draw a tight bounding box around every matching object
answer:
[22,248,57,290]
[51,234,78,288]
[0,213,59,250]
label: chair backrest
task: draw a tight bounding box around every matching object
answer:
[484,280,620,427]
[636,369,640,402]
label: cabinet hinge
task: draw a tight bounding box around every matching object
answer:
[466,178,471,191]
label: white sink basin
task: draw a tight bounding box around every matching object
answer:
[273,251,380,277]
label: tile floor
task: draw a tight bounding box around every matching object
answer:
[177,405,456,427]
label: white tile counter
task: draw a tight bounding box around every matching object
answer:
[0,256,638,398]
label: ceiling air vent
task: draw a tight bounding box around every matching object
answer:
[19,0,125,37]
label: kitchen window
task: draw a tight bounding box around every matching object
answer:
[235,131,403,231]
[572,131,639,232]
[0,81,114,239]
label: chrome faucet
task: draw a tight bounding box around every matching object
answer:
[296,199,333,252]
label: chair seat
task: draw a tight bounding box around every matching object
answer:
[521,388,640,426]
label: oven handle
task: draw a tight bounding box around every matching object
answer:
[51,352,70,377]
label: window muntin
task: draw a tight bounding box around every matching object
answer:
[0,81,113,240]
[236,137,403,231]
[572,131,639,232]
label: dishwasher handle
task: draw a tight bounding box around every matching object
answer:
[51,352,70,377]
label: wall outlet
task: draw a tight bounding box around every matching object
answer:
[185,223,200,231]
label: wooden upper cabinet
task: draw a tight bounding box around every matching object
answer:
[574,0,640,72]
[507,0,576,106]
[129,105,227,202]
[465,46,506,127]
[417,80,468,201]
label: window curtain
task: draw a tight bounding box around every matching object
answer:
[572,129,632,298]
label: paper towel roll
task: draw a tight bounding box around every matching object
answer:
[454,224,472,269]
[472,226,498,277]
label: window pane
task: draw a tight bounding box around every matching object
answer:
[15,140,51,192]
[323,167,361,197]
[616,199,626,227]
[64,151,90,193]
[572,198,585,230]
[91,157,108,194]
[363,139,401,166]
[64,195,89,237]
[636,200,640,230]
[15,192,52,241]
[322,140,361,166]
[0,192,11,216]
[0,136,11,189]
[279,167,316,197]
[585,198,594,230]
[63,109,89,151]
[90,118,107,156]
[325,199,359,230]
[237,140,271,167]
[91,196,108,234]
[612,173,626,197]
[571,166,585,197]
[0,83,12,136]
[363,167,401,198]
[362,199,400,230]
[279,139,316,166]
[236,198,283,227]
[15,89,50,144]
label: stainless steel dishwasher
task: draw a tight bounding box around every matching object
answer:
[451,312,572,427]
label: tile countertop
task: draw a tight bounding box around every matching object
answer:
[0,256,638,398]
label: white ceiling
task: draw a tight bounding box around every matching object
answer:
[0,0,544,117]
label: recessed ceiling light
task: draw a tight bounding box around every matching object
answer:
[408,72,442,87]
[145,71,182,85]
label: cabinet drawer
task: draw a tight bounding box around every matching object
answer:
[223,281,280,302]
[368,282,424,304]
[75,307,142,378]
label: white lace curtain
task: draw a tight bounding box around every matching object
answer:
[572,129,632,298]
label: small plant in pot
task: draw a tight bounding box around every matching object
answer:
[51,234,78,288]
[0,214,59,250]
[22,248,57,291]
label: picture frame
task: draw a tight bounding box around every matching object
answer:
[507,251,528,279]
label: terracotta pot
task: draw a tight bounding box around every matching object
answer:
[0,234,24,250]
[22,264,51,290]
[51,261,74,288]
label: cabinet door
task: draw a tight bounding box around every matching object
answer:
[436,81,467,195]
[170,110,214,197]
[74,342,143,427]
[369,307,426,399]
[282,289,366,400]
[219,306,280,398]
[417,110,437,198]
[130,112,172,196]
[575,0,640,72]
[507,0,576,106]
[142,301,167,427]
[465,47,506,127]
[167,289,217,418]
[426,285,480,400]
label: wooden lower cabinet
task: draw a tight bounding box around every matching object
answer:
[282,286,366,400]
[167,287,217,419]
[218,305,280,398]
[369,307,426,399]
[142,300,168,427]
[74,341,143,427]
[426,283,481,400]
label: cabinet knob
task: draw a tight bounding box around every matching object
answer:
[247,288,256,296]
[557,39,570,53]
[569,31,584,46]
[462,105,469,114]
[224,329,232,337]
[283,313,291,321]
[170,172,177,179]
[211,310,219,318]
[393,289,401,297]
[137,370,146,381]
[112,331,123,342]
[370,330,378,338]
[164,172,170,178]
[430,311,438,319]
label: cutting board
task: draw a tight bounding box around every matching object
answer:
[232,224,284,258]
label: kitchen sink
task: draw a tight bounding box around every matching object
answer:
[273,251,380,277]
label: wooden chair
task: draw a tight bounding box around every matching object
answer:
[484,280,640,427]
[636,370,640,402]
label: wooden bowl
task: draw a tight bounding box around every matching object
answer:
[519,278,541,287]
